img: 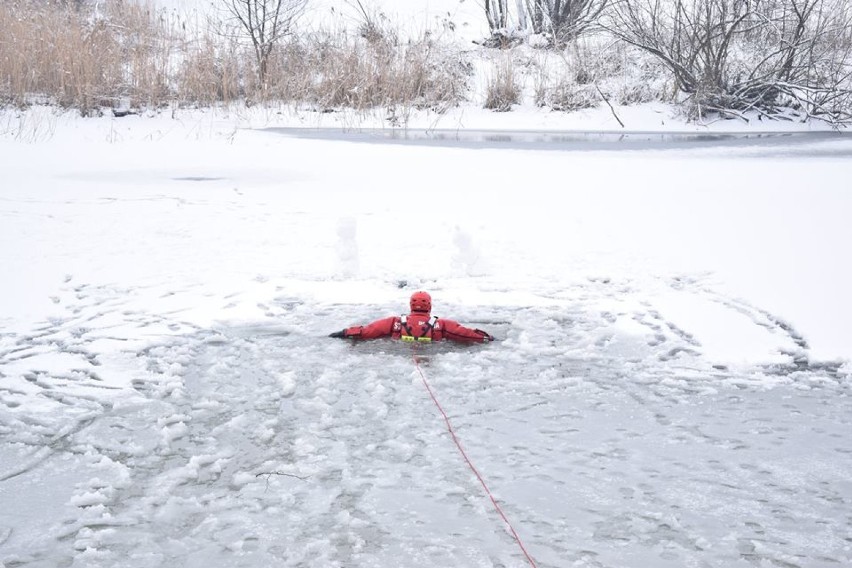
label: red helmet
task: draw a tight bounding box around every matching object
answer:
[409,291,432,313]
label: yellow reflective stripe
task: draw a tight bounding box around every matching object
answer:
[401,335,431,343]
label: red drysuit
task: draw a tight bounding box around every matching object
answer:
[330,291,493,344]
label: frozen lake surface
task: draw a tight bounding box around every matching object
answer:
[2,297,850,568]
[1,120,851,567]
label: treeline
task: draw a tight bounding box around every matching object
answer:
[1,0,850,124]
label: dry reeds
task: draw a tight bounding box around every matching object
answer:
[1,1,115,111]
[0,1,469,114]
[0,1,181,113]
[484,57,520,111]
[264,31,468,111]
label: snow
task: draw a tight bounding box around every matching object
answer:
[2,103,850,567]
[2,2,852,566]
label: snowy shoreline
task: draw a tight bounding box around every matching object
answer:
[2,99,847,144]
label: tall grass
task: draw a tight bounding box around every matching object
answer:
[0,1,469,115]
[484,57,521,111]
[264,31,469,111]
[0,1,181,113]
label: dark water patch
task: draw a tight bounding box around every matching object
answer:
[265,127,852,155]
[171,176,225,182]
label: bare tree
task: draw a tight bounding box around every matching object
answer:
[606,0,852,123]
[479,0,607,47]
[606,0,750,95]
[223,0,307,87]
[527,0,608,44]
[486,0,511,33]
[516,0,529,30]
[483,0,517,46]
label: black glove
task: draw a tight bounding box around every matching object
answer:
[329,330,347,339]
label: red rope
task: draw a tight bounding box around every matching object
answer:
[412,356,538,568]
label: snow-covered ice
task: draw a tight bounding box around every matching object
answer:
[1,106,851,567]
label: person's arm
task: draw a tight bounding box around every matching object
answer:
[330,317,398,340]
[439,319,494,343]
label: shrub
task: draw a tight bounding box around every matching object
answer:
[606,0,852,123]
[261,31,468,112]
[484,58,520,111]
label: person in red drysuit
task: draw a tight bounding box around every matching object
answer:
[329,291,494,343]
